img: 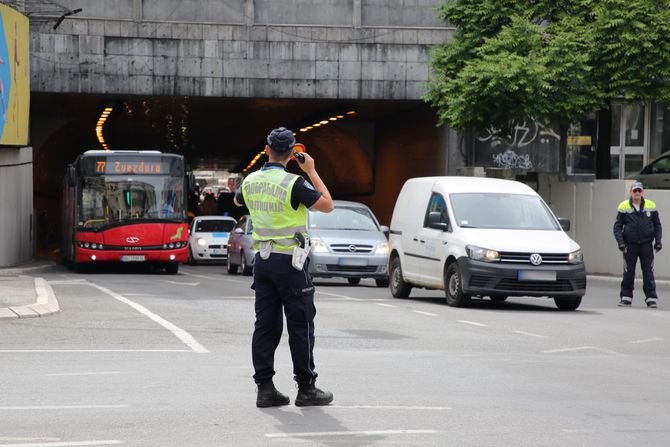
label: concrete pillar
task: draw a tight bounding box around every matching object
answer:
[245,0,254,26]
[133,0,143,21]
[353,0,362,28]
[0,147,34,267]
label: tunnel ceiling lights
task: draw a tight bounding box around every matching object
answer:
[244,110,357,173]
[95,106,113,151]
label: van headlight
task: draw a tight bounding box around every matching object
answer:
[568,249,583,264]
[466,245,500,262]
[197,238,207,246]
[375,242,390,255]
[311,239,328,253]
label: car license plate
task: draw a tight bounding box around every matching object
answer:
[121,255,145,262]
[339,258,367,266]
[518,270,556,281]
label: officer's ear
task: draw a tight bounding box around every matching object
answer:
[264,145,270,156]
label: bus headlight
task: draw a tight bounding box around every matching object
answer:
[466,245,500,262]
[568,250,583,264]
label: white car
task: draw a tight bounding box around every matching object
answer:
[188,216,237,265]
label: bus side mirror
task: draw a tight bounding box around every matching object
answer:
[66,166,76,186]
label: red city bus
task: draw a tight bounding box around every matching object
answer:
[62,150,193,274]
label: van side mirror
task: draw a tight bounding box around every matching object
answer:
[558,217,571,232]
[66,165,76,186]
[380,225,389,234]
[233,227,244,234]
[427,211,448,231]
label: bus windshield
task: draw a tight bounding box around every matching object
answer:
[78,175,186,229]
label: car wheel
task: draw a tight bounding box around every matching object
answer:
[188,247,197,265]
[444,263,470,307]
[347,278,361,286]
[554,296,582,311]
[226,252,238,274]
[375,278,390,288]
[240,251,253,276]
[166,263,179,275]
[490,295,508,302]
[389,257,412,298]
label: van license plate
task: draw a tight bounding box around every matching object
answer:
[121,255,146,262]
[339,258,367,266]
[518,270,556,281]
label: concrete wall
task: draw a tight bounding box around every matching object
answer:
[0,147,33,267]
[28,0,451,99]
[540,178,670,279]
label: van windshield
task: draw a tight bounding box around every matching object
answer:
[449,193,560,230]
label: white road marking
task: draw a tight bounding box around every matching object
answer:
[629,337,664,344]
[0,442,122,447]
[457,320,488,327]
[265,429,439,438]
[413,310,439,317]
[87,283,209,354]
[376,303,397,308]
[0,350,192,353]
[48,280,89,285]
[329,405,450,410]
[121,294,158,297]
[316,290,364,301]
[180,270,250,285]
[163,280,200,286]
[542,346,622,355]
[512,330,548,338]
[0,405,127,410]
[47,371,121,377]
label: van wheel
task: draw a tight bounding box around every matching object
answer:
[226,253,238,274]
[240,251,253,276]
[390,257,412,298]
[444,263,470,307]
[490,295,507,302]
[554,296,582,311]
[375,278,390,288]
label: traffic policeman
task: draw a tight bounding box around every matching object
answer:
[234,127,335,407]
[613,181,663,308]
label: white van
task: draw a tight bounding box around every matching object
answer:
[388,177,586,310]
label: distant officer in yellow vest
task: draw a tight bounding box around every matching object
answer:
[234,127,334,407]
[613,181,663,308]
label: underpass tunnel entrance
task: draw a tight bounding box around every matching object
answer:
[31,93,446,258]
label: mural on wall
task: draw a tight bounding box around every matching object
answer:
[475,120,561,172]
[0,4,29,146]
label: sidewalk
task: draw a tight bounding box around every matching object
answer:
[0,260,60,320]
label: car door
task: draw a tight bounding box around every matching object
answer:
[417,192,452,287]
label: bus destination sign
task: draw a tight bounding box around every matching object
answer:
[91,158,169,175]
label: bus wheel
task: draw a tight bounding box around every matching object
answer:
[166,263,179,275]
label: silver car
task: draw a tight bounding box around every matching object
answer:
[632,150,670,189]
[226,214,255,275]
[308,200,390,287]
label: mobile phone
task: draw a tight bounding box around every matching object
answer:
[294,151,305,163]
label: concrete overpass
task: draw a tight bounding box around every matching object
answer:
[3,0,456,266]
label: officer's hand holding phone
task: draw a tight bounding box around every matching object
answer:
[294,151,316,174]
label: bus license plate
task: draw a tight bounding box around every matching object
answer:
[121,255,146,262]
[518,270,556,281]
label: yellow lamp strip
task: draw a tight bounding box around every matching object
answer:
[95,107,113,151]
[243,110,357,173]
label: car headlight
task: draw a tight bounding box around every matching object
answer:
[375,242,390,255]
[197,238,207,246]
[311,239,328,253]
[568,249,583,264]
[466,245,500,262]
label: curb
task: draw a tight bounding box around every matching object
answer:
[0,261,57,276]
[0,277,60,320]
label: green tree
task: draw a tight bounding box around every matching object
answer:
[425,0,670,178]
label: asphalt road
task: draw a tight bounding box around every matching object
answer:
[1,263,669,447]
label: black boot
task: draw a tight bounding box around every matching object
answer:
[295,383,333,407]
[256,382,290,408]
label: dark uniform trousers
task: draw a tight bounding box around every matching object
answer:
[621,242,657,299]
[251,253,318,385]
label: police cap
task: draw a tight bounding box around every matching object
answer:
[266,127,296,153]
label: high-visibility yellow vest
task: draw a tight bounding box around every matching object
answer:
[241,168,307,252]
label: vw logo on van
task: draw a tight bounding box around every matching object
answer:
[529,253,543,266]
[126,237,140,244]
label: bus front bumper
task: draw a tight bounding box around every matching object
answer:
[75,247,188,264]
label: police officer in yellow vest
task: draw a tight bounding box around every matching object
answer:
[234,127,334,407]
[613,181,662,308]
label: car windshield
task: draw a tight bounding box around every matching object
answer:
[79,175,185,229]
[449,193,560,230]
[194,219,235,233]
[309,206,379,231]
